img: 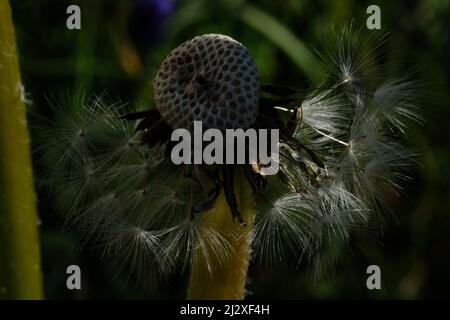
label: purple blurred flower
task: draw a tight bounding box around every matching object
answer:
[136,0,174,17]
[130,0,175,53]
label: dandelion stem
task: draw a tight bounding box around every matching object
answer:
[187,169,254,300]
[0,0,43,299]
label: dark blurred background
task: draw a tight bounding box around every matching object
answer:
[10,0,450,299]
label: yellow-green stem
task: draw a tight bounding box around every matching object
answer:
[0,0,43,299]
[187,170,254,300]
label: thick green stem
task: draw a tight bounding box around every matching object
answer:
[187,171,254,300]
[0,0,43,299]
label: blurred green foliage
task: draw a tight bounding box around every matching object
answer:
[9,0,450,298]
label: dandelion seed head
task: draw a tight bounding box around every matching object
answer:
[32,25,423,284]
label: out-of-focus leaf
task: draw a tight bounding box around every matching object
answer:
[239,4,323,81]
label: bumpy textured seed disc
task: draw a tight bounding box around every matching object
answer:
[153,34,260,130]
